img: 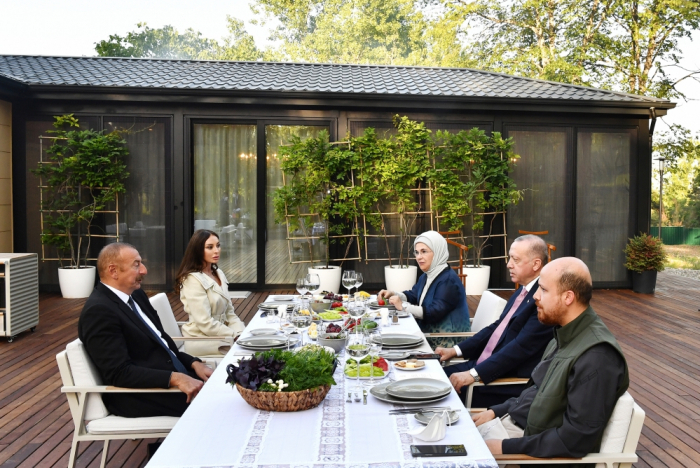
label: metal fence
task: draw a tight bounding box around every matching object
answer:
[650,227,700,245]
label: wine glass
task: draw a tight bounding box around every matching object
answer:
[291,306,312,348]
[296,277,309,309]
[342,270,356,297]
[365,328,383,387]
[347,299,365,334]
[346,332,370,393]
[354,272,364,303]
[306,273,321,297]
[279,313,294,350]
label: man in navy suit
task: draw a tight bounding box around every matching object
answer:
[79,243,213,418]
[435,235,554,407]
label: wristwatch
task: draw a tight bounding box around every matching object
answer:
[469,368,481,383]
[401,301,410,311]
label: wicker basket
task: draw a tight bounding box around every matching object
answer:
[235,383,331,412]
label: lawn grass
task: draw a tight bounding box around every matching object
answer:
[663,244,700,270]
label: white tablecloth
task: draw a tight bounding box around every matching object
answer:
[147,301,497,468]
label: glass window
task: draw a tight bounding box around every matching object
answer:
[266,124,328,284]
[506,129,570,275]
[193,124,257,284]
[105,118,170,288]
[576,130,633,283]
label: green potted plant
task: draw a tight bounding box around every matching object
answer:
[624,233,667,294]
[272,131,359,293]
[356,116,431,292]
[32,115,129,298]
[430,128,521,294]
[225,346,336,412]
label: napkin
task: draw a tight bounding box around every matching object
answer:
[277,305,287,318]
[408,410,448,441]
[477,417,511,440]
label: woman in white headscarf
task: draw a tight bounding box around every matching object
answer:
[378,231,470,348]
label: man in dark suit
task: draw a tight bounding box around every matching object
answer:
[79,242,213,418]
[435,235,554,407]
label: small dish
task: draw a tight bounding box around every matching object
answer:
[394,360,426,371]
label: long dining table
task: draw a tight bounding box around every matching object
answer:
[147,297,498,468]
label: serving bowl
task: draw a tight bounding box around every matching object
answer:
[317,332,348,353]
[310,301,332,313]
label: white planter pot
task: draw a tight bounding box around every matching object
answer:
[384,265,418,293]
[308,265,342,294]
[58,266,96,299]
[462,265,491,296]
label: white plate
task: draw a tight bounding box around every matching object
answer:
[370,382,450,405]
[415,411,460,425]
[379,351,412,360]
[271,295,296,301]
[394,361,426,371]
[248,328,282,336]
[376,334,424,347]
[385,378,452,400]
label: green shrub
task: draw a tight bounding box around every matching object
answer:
[624,233,667,272]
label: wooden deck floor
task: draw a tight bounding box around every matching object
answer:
[1,273,699,467]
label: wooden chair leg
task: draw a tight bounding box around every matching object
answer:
[100,440,110,468]
[68,438,79,468]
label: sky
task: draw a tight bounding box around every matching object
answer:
[0,0,698,135]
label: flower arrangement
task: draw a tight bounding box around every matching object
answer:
[624,233,667,273]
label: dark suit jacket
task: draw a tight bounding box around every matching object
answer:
[78,283,200,417]
[457,281,553,384]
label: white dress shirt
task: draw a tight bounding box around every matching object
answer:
[452,276,539,357]
[102,282,169,348]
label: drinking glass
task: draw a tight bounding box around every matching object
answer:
[347,300,365,334]
[279,313,294,350]
[296,277,309,309]
[365,328,382,387]
[291,306,312,347]
[346,332,370,392]
[306,273,321,296]
[342,270,356,297]
[354,272,364,294]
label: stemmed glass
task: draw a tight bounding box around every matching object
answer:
[347,299,365,334]
[342,270,356,297]
[291,306,312,348]
[296,277,309,309]
[346,332,370,393]
[306,273,321,297]
[279,312,294,350]
[365,328,382,387]
[354,272,364,302]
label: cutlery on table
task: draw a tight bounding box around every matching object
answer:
[363,389,368,405]
[354,391,361,402]
[389,406,456,414]
[346,392,353,403]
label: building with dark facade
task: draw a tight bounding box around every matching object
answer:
[0,55,675,291]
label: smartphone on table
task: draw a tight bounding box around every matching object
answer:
[410,444,468,457]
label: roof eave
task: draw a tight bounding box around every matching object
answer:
[14,83,676,114]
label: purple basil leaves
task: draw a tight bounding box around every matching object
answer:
[226,354,285,391]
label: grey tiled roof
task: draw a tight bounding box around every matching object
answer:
[0,55,669,104]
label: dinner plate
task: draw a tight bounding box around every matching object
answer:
[395,311,411,318]
[368,301,396,310]
[370,382,450,405]
[375,334,423,347]
[270,295,296,301]
[379,350,412,360]
[415,411,460,425]
[385,378,452,400]
[248,328,283,336]
[237,336,299,350]
[259,302,294,310]
[394,361,426,371]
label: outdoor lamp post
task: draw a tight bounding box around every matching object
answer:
[655,157,667,239]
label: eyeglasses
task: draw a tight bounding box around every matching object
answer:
[414,249,433,257]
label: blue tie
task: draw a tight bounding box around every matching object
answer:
[128,296,189,375]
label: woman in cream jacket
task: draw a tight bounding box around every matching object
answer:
[174,229,245,356]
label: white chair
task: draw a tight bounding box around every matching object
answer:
[492,391,645,468]
[57,339,180,468]
[148,293,229,368]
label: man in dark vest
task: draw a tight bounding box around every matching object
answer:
[472,257,629,462]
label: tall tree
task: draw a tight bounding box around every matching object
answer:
[251,0,469,66]
[446,0,700,98]
[95,19,264,61]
